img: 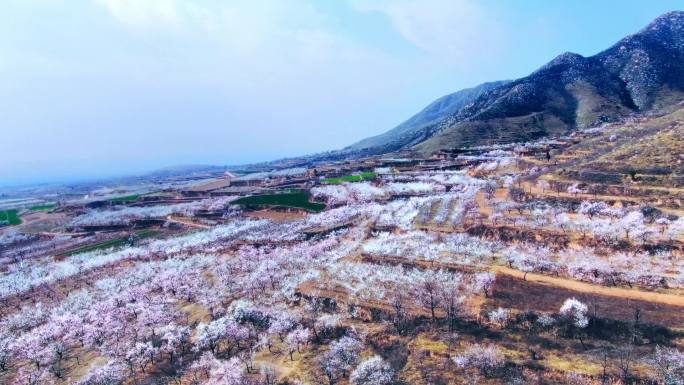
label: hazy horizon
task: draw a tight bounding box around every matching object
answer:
[1,0,682,187]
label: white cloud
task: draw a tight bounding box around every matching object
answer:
[94,0,323,37]
[66,1,415,156]
[91,0,399,84]
[93,0,337,58]
[353,0,504,62]
[94,0,182,28]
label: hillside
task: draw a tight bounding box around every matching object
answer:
[548,106,684,189]
[350,11,684,156]
[347,81,509,153]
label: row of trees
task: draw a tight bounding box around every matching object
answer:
[505,241,684,289]
[71,196,238,226]
[0,217,314,300]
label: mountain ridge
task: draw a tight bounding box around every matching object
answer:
[349,11,684,156]
[346,80,510,153]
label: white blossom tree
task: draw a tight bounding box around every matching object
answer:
[453,344,505,377]
[559,298,589,348]
[350,356,394,385]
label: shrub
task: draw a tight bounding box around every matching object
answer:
[454,344,505,377]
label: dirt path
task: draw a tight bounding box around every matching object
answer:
[166,215,211,229]
[494,266,684,308]
[244,209,307,221]
[39,231,91,237]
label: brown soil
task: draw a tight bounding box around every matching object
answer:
[244,209,307,221]
[490,272,684,329]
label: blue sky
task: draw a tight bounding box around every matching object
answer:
[0,0,681,186]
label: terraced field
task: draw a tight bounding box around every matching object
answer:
[232,191,326,212]
[0,209,21,226]
[322,172,377,184]
[108,194,141,203]
[29,203,57,211]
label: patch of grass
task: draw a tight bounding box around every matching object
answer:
[232,191,326,212]
[0,209,21,226]
[412,334,448,354]
[63,238,128,256]
[322,172,376,184]
[109,194,141,203]
[29,203,57,211]
[135,229,160,240]
[281,188,304,194]
[543,352,603,375]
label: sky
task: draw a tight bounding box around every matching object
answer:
[0,0,682,186]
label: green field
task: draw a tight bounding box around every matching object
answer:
[232,192,326,212]
[64,238,128,256]
[322,172,376,184]
[62,230,160,256]
[109,194,141,203]
[0,209,21,226]
[29,203,57,211]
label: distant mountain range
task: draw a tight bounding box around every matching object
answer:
[347,11,684,156]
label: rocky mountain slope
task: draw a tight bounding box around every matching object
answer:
[347,80,509,153]
[351,11,684,156]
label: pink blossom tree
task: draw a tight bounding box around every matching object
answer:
[285,327,311,361]
[205,357,246,385]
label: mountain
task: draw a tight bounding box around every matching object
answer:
[350,11,684,155]
[347,80,509,153]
